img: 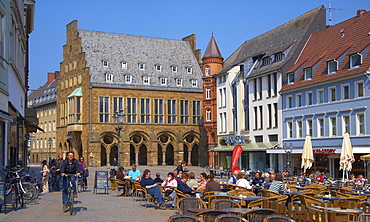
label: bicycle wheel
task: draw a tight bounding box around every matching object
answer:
[77,178,82,193]
[22,182,36,203]
[11,189,18,211]
[18,186,24,208]
[68,188,74,215]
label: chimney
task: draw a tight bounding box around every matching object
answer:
[47,71,60,85]
[357,9,366,16]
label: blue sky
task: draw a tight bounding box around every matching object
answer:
[28,0,369,90]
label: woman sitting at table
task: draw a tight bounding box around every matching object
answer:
[162,172,178,196]
[197,173,208,191]
[204,174,220,193]
[268,174,286,194]
[236,172,252,189]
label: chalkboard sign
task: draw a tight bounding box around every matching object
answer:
[94,171,108,194]
[0,182,4,205]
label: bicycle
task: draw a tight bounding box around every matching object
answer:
[4,166,26,211]
[64,174,75,215]
[77,175,86,193]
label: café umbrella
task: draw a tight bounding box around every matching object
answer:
[339,132,355,181]
[301,135,314,173]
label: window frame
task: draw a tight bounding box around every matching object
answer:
[176,78,183,87]
[102,60,109,67]
[357,113,365,135]
[160,77,167,86]
[355,81,364,98]
[125,75,132,84]
[317,89,324,104]
[327,60,338,74]
[121,62,128,69]
[350,53,362,69]
[287,72,294,85]
[139,63,145,70]
[206,87,211,99]
[105,73,113,82]
[187,67,192,74]
[296,94,302,107]
[191,79,198,87]
[155,64,162,71]
[307,119,313,136]
[329,87,336,102]
[172,66,178,72]
[341,84,350,100]
[143,76,150,85]
[330,116,337,136]
[306,91,313,106]
[304,67,312,80]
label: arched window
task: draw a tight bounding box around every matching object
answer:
[206,109,211,121]
[205,65,210,76]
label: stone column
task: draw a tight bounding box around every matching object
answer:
[106,152,110,166]
[188,151,192,166]
[135,153,139,166]
[162,151,166,165]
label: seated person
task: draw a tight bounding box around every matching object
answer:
[197,173,208,191]
[268,174,286,194]
[170,173,194,210]
[116,166,125,181]
[204,174,221,193]
[356,175,368,183]
[140,169,166,210]
[186,172,198,189]
[128,164,141,180]
[227,167,241,187]
[153,172,163,183]
[162,172,178,196]
[236,172,252,189]
[264,173,276,189]
[252,172,264,187]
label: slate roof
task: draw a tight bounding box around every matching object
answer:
[27,78,58,108]
[218,6,326,79]
[203,35,223,59]
[78,30,203,92]
[281,10,370,92]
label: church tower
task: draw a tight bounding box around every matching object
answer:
[202,35,223,167]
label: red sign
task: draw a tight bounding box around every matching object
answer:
[231,145,243,170]
[313,149,336,154]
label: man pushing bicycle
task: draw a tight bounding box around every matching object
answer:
[60,151,81,211]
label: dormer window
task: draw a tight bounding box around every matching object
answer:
[350,53,362,69]
[304,68,312,80]
[191,79,198,87]
[327,60,338,74]
[102,60,108,67]
[274,52,284,62]
[105,74,113,82]
[287,72,294,85]
[205,66,210,76]
[160,77,167,85]
[187,67,192,74]
[139,63,145,70]
[125,75,132,83]
[121,62,127,69]
[172,66,178,72]
[176,78,183,87]
[155,65,161,71]
[262,57,272,66]
[143,76,150,85]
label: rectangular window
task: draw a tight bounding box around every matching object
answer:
[156,65,161,71]
[357,113,365,135]
[154,99,163,124]
[267,74,272,98]
[273,103,278,128]
[342,85,349,100]
[274,52,284,62]
[304,68,312,80]
[143,76,150,84]
[139,63,145,70]
[206,109,211,121]
[160,77,167,85]
[328,60,338,74]
[273,73,277,96]
[126,98,137,123]
[180,100,189,124]
[176,79,183,87]
[172,66,178,72]
[103,60,108,67]
[167,100,177,124]
[350,53,362,69]
[269,135,278,142]
[222,88,226,107]
[356,81,364,98]
[187,67,192,74]
[307,119,313,136]
[253,79,258,100]
[140,98,150,123]
[113,97,124,113]
[106,74,113,82]
[192,101,201,125]
[125,75,132,83]
[122,62,127,69]
[287,96,293,109]
[296,94,302,107]
[329,87,336,102]
[288,122,293,138]
[318,118,324,137]
[343,115,350,134]
[99,97,109,122]
[288,72,294,85]
[330,117,337,136]
[254,107,258,130]
[206,87,211,99]
[219,89,223,108]
[262,57,271,66]
[297,121,303,138]
[258,77,262,99]
[267,104,272,129]
[191,79,198,87]
[259,106,263,129]
[219,113,223,133]
[317,89,324,104]
[306,92,313,105]
[255,136,263,143]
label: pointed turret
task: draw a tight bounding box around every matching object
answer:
[203,35,223,60]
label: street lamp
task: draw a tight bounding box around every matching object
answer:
[112,109,125,166]
[283,143,294,174]
[48,138,53,162]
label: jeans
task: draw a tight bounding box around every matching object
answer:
[169,190,176,207]
[62,175,77,205]
[55,174,61,191]
[147,185,164,205]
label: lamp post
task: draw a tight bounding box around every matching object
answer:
[48,138,53,162]
[112,110,125,166]
[283,143,294,174]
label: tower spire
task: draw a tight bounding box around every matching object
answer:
[203,35,223,60]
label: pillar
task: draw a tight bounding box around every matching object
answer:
[135,153,138,166]
[162,151,166,165]
[188,151,192,166]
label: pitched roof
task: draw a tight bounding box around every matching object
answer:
[27,77,58,108]
[281,10,370,92]
[219,6,326,79]
[203,35,223,59]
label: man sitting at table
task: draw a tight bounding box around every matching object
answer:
[268,174,286,194]
[128,164,141,180]
[264,173,276,189]
[204,174,221,192]
[169,173,194,210]
[227,166,240,187]
[140,169,166,210]
[252,172,264,195]
[186,172,198,189]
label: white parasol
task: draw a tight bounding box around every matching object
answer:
[301,135,314,173]
[339,132,355,181]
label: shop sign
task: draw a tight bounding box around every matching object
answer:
[313,148,336,154]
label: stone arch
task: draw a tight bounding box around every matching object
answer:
[166,144,174,165]
[101,144,107,166]
[130,144,135,165]
[110,145,118,166]
[129,131,150,166]
[182,132,201,166]
[138,144,147,165]
[191,143,199,166]
[157,131,177,165]
[183,144,189,163]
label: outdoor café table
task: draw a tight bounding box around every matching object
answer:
[234,196,267,207]
[222,208,254,215]
[343,192,368,196]
[283,191,302,204]
[314,196,342,207]
[311,205,363,222]
[187,208,211,215]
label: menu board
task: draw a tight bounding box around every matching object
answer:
[94,171,108,194]
[0,182,4,205]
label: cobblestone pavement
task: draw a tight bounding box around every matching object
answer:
[0,165,220,222]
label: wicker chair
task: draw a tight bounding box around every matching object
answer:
[213,199,242,210]
[261,189,280,197]
[263,214,295,222]
[208,195,234,209]
[109,178,126,196]
[337,196,367,209]
[131,181,143,199]
[214,214,245,222]
[242,208,276,222]
[196,210,229,222]
[166,214,205,222]
[140,187,155,208]
[176,197,207,215]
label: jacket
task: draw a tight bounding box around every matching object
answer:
[60,158,81,174]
